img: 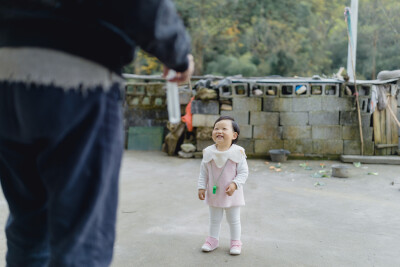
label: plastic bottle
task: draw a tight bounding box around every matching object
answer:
[295,85,307,95]
[165,70,181,124]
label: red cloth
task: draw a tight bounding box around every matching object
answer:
[181,96,194,132]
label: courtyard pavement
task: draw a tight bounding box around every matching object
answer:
[1,151,400,266]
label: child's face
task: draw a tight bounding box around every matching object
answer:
[212,120,238,147]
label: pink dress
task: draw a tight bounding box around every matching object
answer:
[206,159,245,208]
[198,144,248,208]
[205,159,245,208]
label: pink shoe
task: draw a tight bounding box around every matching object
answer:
[201,236,219,252]
[230,240,242,255]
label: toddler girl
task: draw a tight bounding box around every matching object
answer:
[197,116,249,255]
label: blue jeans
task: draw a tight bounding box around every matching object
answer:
[0,81,124,266]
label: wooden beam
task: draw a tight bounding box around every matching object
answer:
[375,144,398,149]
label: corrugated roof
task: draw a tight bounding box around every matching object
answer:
[348,78,400,85]
[232,77,343,84]
[122,73,400,85]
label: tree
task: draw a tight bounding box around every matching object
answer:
[125,0,400,79]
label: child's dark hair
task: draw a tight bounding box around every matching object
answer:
[213,116,240,144]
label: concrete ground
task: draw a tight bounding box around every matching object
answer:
[1,151,400,266]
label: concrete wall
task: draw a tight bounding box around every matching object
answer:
[192,82,377,158]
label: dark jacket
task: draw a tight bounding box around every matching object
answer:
[0,0,191,74]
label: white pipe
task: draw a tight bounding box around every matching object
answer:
[347,0,358,81]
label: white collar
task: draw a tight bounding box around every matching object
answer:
[202,144,246,168]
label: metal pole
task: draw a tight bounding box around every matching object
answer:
[345,5,364,155]
[346,0,358,81]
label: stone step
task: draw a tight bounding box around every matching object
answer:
[341,155,400,165]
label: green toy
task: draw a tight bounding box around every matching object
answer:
[210,161,228,195]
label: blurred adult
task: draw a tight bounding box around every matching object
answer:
[0,0,193,266]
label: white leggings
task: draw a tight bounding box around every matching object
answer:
[209,206,241,241]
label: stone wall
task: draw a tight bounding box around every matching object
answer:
[124,82,191,149]
[124,78,399,157]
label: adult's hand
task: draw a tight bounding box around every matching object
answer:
[163,54,194,83]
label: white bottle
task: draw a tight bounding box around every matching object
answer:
[295,85,307,95]
[165,70,181,124]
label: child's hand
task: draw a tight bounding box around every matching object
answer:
[198,189,206,200]
[225,183,237,196]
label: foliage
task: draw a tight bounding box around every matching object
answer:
[124,0,399,79]
[123,50,162,75]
